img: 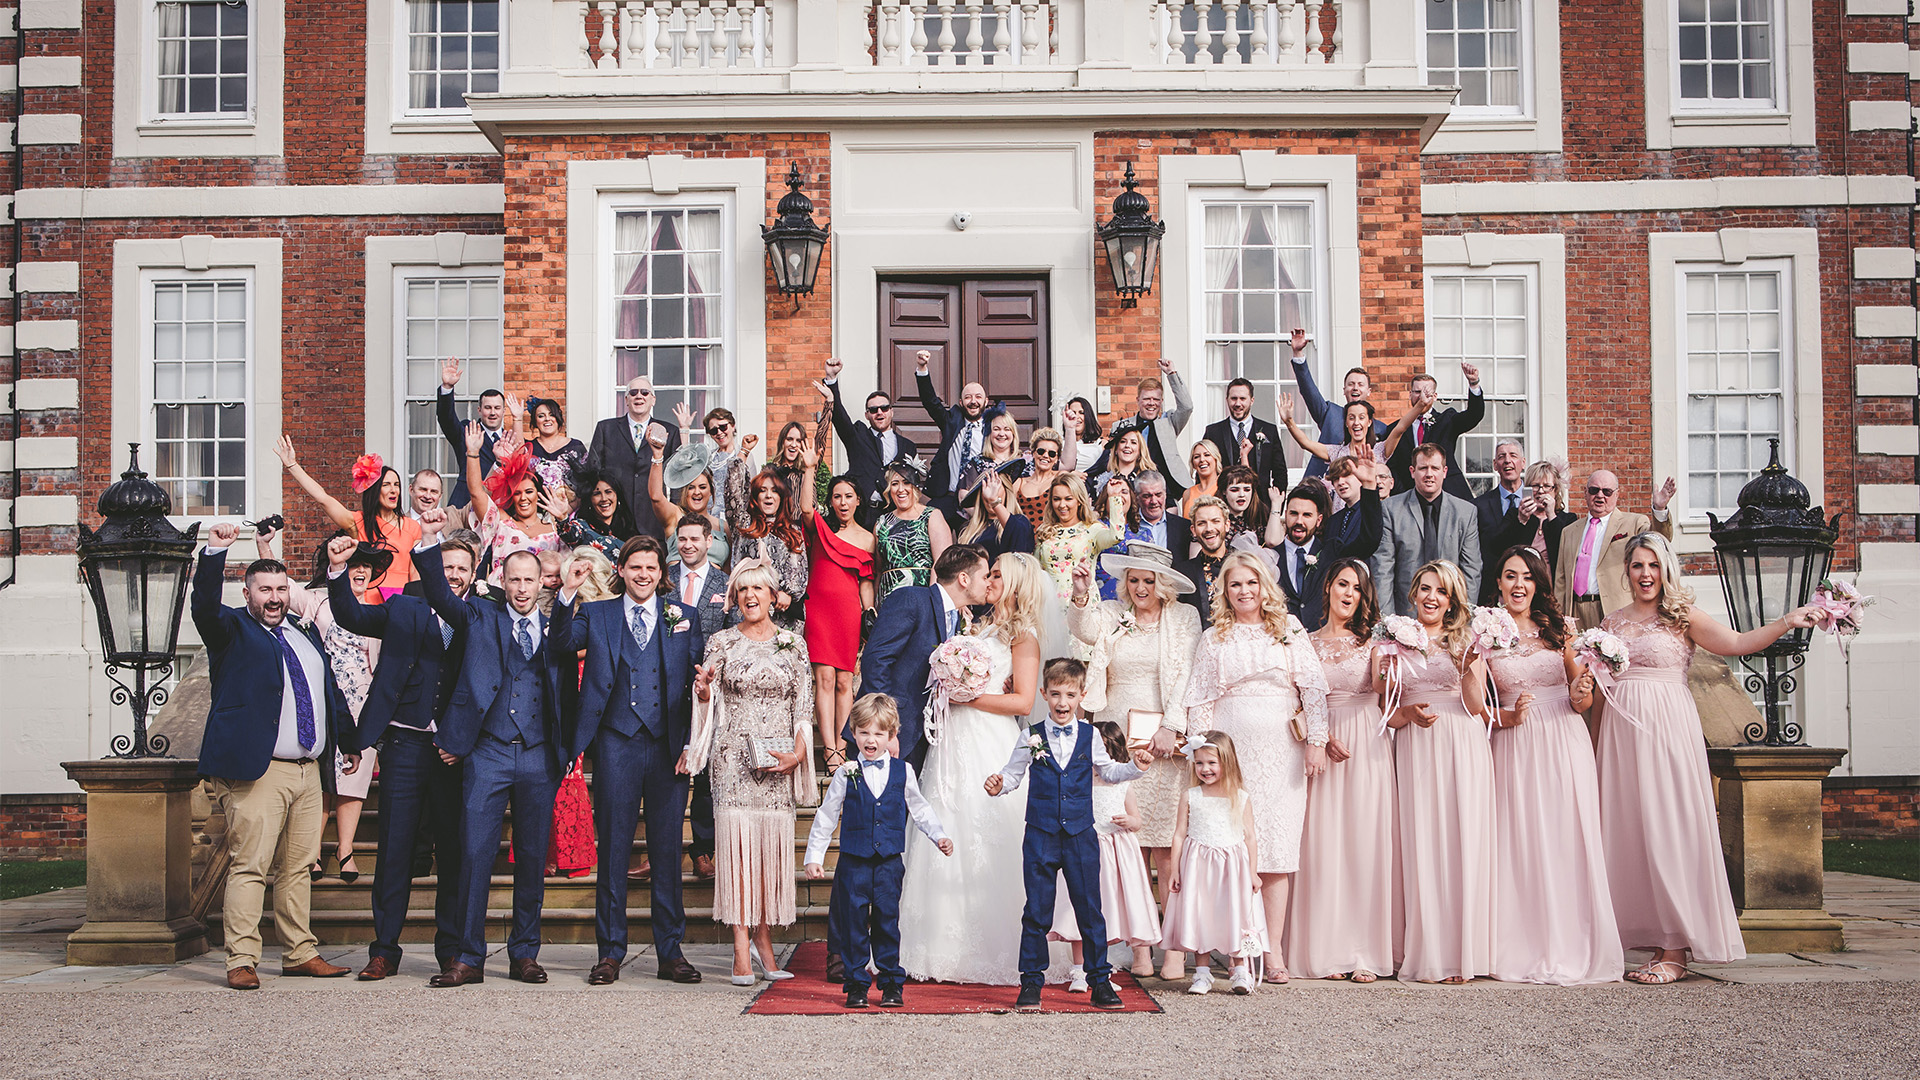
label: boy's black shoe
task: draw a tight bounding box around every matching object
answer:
[1090,981,1124,1009]
[1014,984,1042,1010]
[845,985,869,1009]
[877,986,904,1008]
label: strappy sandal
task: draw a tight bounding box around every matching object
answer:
[823,747,847,769]
[1350,970,1378,984]
[1262,967,1290,985]
[1627,960,1687,985]
[336,846,361,885]
[1440,975,1470,984]
[1325,971,1351,981]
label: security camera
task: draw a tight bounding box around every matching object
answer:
[952,212,972,231]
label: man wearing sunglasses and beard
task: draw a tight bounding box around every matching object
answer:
[817,357,922,525]
[1554,468,1676,631]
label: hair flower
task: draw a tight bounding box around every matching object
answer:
[350,453,385,494]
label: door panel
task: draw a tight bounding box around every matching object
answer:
[879,276,1050,456]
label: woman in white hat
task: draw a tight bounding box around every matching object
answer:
[1066,542,1201,978]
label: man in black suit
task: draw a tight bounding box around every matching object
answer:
[914,350,1006,528]
[819,358,920,517]
[584,376,682,542]
[1273,473,1384,630]
[325,512,476,983]
[1472,441,1530,589]
[436,357,507,509]
[1385,366,1485,501]
[1129,471,1191,557]
[1177,495,1234,617]
[193,523,359,990]
[1201,377,1287,499]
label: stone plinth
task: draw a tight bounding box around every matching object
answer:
[1708,746,1850,953]
[59,759,208,965]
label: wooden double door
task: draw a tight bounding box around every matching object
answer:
[878,277,1050,452]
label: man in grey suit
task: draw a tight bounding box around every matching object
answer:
[1372,444,1481,617]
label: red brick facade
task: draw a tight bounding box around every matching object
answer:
[0,795,86,859]
[1824,780,1920,839]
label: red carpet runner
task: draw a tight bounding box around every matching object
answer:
[747,942,1163,1016]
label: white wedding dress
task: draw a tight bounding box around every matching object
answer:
[898,633,1038,985]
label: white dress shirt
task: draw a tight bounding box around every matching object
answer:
[510,609,544,655]
[260,615,328,760]
[804,756,947,865]
[936,583,963,637]
[1281,538,1311,594]
[679,561,711,606]
[628,414,657,449]
[622,592,657,646]
[993,718,1144,793]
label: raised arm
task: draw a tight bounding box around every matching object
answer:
[820,358,863,451]
[1377,401,1419,461]
[1686,605,1819,658]
[797,432,821,517]
[1455,363,1485,433]
[327,541,396,639]
[435,357,467,462]
[463,422,496,519]
[1276,395,1332,461]
[644,424,682,530]
[275,436,356,531]
[913,351,955,439]
[1160,357,1193,433]
[190,527,239,651]
[1288,329,1332,427]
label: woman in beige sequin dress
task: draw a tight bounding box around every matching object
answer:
[685,561,817,986]
[1065,542,1199,976]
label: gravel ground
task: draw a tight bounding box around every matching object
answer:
[5,979,1912,1079]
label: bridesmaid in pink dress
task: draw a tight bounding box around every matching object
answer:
[1482,547,1622,985]
[1388,559,1494,984]
[1597,533,1819,985]
[1288,557,1400,982]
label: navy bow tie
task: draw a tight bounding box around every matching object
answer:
[861,758,886,770]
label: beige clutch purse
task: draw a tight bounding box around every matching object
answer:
[1125,709,1164,748]
[1290,708,1309,742]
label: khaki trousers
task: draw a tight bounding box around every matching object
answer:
[212,759,326,970]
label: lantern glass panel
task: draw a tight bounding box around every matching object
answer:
[93,554,181,660]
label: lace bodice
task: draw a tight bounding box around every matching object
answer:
[1602,611,1695,672]
[1402,642,1464,695]
[1185,789,1247,849]
[1092,779,1129,835]
[1487,636,1573,698]
[693,628,816,811]
[1312,633,1376,696]
[1186,621,1330,742]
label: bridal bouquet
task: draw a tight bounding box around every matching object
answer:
[1467,606,1521,656]
[923,636,997,745]
[1573,629,1630,681]
[1810,579,1876,656]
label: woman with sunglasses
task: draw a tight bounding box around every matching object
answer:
[1011,427,1067,523]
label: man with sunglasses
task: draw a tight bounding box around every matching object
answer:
[1553,468,1676,631]
[817,358,921,522]
[585,376,683,542]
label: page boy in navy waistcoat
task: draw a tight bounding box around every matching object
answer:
[985,658,1155,1011]
[805,694,953,1010]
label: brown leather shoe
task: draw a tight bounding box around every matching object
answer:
[509,957,549,984]
[280,955,350,978]
[588,958,622,985]
[357,956,397,981]
[226,966,260,990]
[657,956,703,984]
[428,961,485,988]
[627,859,651,883]
[693,854,716,879]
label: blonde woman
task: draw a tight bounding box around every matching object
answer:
[1182,550,1330,983]
[1181,439,1224,520]
[1066,543,1200,976]
[1089,427,1158,499]
[1035,474,1120,602]
[1387,559,1494,984]
[1598,533,1818,985]
[1486,459,1578,568]
[983,412,1023,469]
[898,552,1049,985]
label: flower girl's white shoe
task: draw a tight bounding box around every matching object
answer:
[1187,968,1214,995]
[1067,965,1088,993]
[1229,967,1256,995]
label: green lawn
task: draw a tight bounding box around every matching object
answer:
[0,859,86,902]
[1826,838,1920,883]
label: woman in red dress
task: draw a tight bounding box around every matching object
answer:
[796,434,875,766]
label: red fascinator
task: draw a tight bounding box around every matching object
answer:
[484,446,537,509]
[350,453,386,494]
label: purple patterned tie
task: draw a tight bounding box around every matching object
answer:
[273,626,318,753]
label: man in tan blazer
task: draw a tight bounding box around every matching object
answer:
[1555,469,1676,630]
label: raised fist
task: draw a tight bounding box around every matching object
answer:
[327,534,359,571]
[208,522,239,546]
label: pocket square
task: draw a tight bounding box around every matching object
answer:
[671,622,691,633]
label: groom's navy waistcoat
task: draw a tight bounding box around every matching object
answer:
[1024,723,1095,837]
[838,764,908,859]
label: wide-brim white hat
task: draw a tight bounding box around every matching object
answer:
[1097,541,1195,596]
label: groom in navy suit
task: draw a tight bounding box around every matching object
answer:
[986,658,1151,1011]
[552,534,707,985]
[854,543,993,767]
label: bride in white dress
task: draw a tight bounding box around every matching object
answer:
[898,552,1052,985]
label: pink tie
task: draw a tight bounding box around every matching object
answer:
[1574,517,1605,596]
[683,570,700,605]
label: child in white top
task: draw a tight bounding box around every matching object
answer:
[1159,730,1268,995]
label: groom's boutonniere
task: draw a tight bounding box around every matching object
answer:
[775,629,799,652]
[663,605,689,634]
[1026,732,1051,764]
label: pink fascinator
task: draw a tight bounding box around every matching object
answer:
[350,453,386,494]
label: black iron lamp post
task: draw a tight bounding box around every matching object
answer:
[1707,438,1840,746]
[1096,162,1166,309]
[76,444,200,759]
[763,164,829,302]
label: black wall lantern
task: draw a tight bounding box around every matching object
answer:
[77,445,202,758]
[763,164,829,302]
[1096,163,1166,308]
[1707,438,1840,746]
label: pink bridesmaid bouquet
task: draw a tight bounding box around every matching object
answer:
[1467,606,1521,656]
[1370,615,1431,658]
[1573,629,1631,681]
[1809,579,1875,656]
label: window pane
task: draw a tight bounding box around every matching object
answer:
[156,1,250,116]
[1677,0,1774,105]
[398,275,507,480]
[1684,270,1790,514]
[1428,0,1523,112]
[407,1,504,113]
[152,280,249,516]
[1426,272,1535,495]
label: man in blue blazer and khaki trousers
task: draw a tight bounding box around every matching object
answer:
[193,522,359,990]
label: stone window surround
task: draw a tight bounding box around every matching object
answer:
[1421,0,1565,156]
[110,236,284,529]
[1648,228,1823,553]
[364,0,502,156]
[1644,0,1815,150]
[112,0,286,159]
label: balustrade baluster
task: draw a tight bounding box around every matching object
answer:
[1162,2,1182,64]
[597,1,618,68]
[936,3,957,66]
[964,1,985,63]
[991,0,1013,63]
[910,1,930,65]
[1221,0,1240,65]
[1304,0,1322,64]
[1327,0,1342,62]
[1020,1,1040,62]
[577,1,593,67]
[652,0,673,67]
[1193,0,1215,65]
[1275,0,1295,64]
[878,1,901,64]
[1248,0,1269,63]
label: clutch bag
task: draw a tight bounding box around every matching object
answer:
[749,736,787,770]
[1126,709,1164,748]
[1289,708,1309,743]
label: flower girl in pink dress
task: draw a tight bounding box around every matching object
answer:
[1160,732,1268,995]
[1050,721,1163,990]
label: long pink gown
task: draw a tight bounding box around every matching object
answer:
[1286,634,1400,979]
[1596,612,1746,963]
[1487,636,1623,984]
[1393,645,1494,982]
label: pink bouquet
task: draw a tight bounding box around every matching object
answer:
[1573,629,1630,680]
[923,636,997,745]
[1370,615,1429,737]
[1467,606,1521,656]
[1810,579,1876,656]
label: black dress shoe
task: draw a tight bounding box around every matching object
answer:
[845,984,869,1009]
[1089,981,1124,1009]
[824,954,846,984]
[588,958,621,985]
[509,958,548,984]
[1015,984,1042,1010]
[877,986,904,1008]
[657,956,703,984]
[428,961,485,988]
